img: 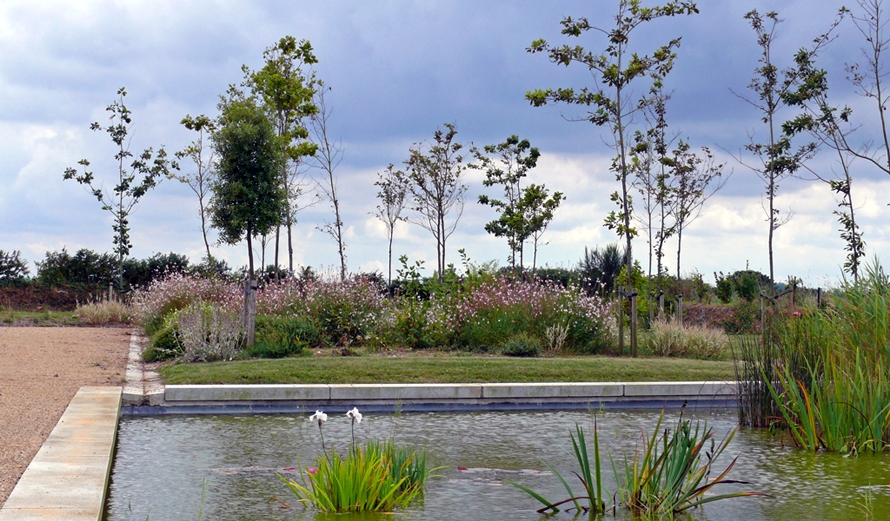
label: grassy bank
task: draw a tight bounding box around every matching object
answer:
[158,354,735,385]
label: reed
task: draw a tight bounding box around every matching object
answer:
[509,412,762,516]
[614,411,765,516]
[746,261,890,452]
[508,423,605,515]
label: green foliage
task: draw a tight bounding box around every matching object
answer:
[36,248,117,290]
[123,252,190,289]
[732,270,761,301]
[721,300,760,334]
[210,95,286,276]
[502,333,542,357]
[714,271,733,303]
[579,243,625,296]
[473,135,540,270]
[615,412,764,515]
[144,317,183,362]
[248,315,315,358]
[63,87,174,286]
[280,439,429,513]
[754,262,890,452]
[0,250,30,286]
[403,123,469,281]
[510,413,761,516]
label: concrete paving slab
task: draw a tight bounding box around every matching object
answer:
[165,384,330,401]
[0,387,121,521]
[482,382,624,399]
[623,381,737,397]
[330,383,483,401]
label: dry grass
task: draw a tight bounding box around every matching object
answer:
[643,321,729,359]
[74,298,133,325]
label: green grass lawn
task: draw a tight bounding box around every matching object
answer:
[159,354,736,385]
[0,309,78,326]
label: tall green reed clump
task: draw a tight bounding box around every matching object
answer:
[509,412,763,516]
[763,263,890,453]
[614,411,764,516]
[280,408,433,513]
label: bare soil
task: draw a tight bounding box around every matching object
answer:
[0,327,130,505]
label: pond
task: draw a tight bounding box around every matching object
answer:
[105,409,890,520]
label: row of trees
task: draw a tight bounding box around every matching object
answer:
[523,0,890,349]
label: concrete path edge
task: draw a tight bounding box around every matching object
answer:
[0,386,121,521]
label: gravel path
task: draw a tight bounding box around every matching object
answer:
[0,327,130,505]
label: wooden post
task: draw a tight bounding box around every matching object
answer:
[817,287,822,307]
[676,295,683,326]
[617,301,624,355]
[243,277,257,346]
[649,293,655,329]
[658,292,665,322]
[630,293,638,358]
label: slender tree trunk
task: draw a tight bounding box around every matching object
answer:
[287,214,294,274]
[199,198,211,261]
[273,226,280,281]
[615,47,636,357]
[387,231,394,285]
[676,225,683,280]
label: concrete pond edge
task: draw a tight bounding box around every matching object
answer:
[120,334,739,415]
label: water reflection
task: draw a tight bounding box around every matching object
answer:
[105,410,890,520]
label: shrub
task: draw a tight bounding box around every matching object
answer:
[143,318,183,362]
[36,248,117,289]
[0,250,30,286]
[258,275,387,345]
[131,272,240,336]
[721,300,760,334]
[643,321,728,359]
[176,301,242,362]
[502,333,542,357]
[246,315,317,358]
[450,276,614,353]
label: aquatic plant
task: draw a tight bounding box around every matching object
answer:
[747,262,890,452]
[509,412,764,516]
[508,423,605,514]
[281,408,433,513]
[614,412,765,515]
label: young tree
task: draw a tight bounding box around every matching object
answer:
[210,96,285,346]
[472,135,541,271]
[527,0,697,353]
[404,123,469,282]
[210,96,285,277]
[665,142,726,277]
[311,85,347,281]
[373,164,409,284]
[242,36,318,274]
[516,183,565,271]
[783,36,866,281]
[846,0,890,177]
[732,10,836,292]
[63,87,174,288]
[175,114,217,262]
[631,85,678,290]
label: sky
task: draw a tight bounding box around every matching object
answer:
[0,0,885,287]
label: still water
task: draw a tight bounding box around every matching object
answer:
[105,410,890,520]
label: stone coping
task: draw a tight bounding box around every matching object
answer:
[0,387,121,521]
[153,380,737,410]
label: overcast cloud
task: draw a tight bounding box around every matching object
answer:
[0,0,886,286]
